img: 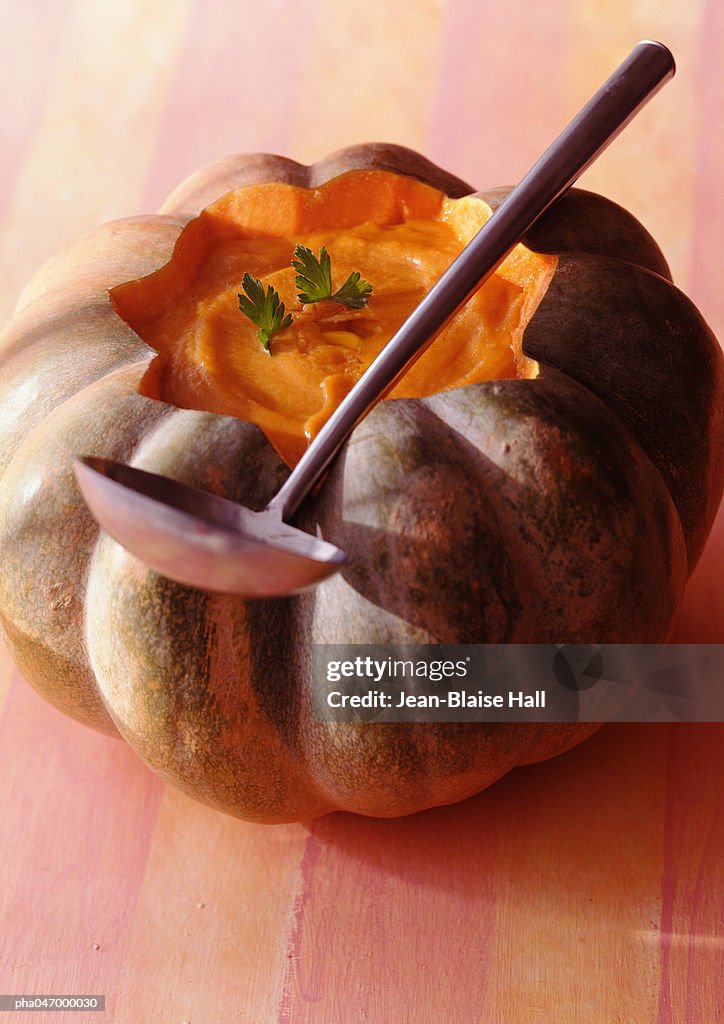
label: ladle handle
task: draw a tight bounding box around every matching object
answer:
[273,39,675,520]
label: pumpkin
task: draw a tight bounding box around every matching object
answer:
[0,144,721,822]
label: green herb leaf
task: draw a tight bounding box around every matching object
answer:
[237,272,293,353]
[292,244,373,309]
[292,244,334,304]
[331,270,373,309]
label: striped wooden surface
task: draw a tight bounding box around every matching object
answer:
[1,2,722,1020]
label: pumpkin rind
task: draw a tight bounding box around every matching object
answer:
[311,371,686,647]
[521,252,723,568]
[0,143,721,822]
[483,186,673,280]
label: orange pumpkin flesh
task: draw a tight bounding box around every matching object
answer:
[111,170,556,465]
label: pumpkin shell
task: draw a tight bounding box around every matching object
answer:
[0,144,722,822]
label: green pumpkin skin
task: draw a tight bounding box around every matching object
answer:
[0,145,721,821]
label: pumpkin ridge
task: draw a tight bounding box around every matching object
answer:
[521,251,724,567]
[481,186,672,279]
[158,143,475,220]
[313,374,687,647]
[0,213,187,483]
[14,215,187,312]
[0,362,176,735]
[0,305,156,483]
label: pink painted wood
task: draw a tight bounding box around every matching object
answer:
[0,1,722,1020]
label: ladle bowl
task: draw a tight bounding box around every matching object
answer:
[74,456,346,597]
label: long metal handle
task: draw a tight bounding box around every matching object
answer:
[274,39,675,519]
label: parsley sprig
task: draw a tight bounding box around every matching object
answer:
[237,246,373,353]
[237,272,293,353]
[292,245,373,309]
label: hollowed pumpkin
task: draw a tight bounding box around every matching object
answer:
[0,143,721,822]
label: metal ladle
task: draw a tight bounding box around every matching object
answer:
[75,40,675,597]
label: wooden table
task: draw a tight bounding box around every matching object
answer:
[1,2,722,1020]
